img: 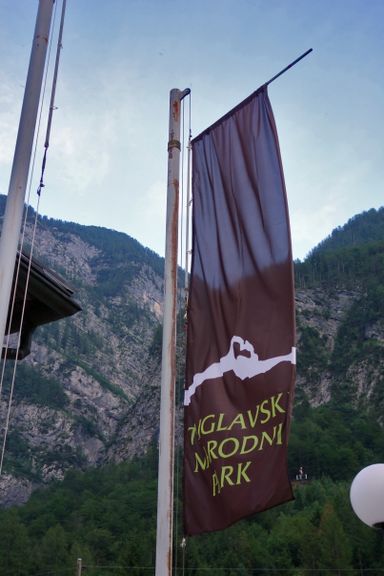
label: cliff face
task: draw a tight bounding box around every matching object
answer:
[296,287,384,410]
[295,288,357,406]
[0,206,167,505]
[295,207,384,424]
[0,202,383,506]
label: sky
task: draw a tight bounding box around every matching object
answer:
[0,0,383,262]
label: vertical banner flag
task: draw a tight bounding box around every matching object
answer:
[184,86,296,536]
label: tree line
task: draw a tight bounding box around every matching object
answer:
[0,404,383,575]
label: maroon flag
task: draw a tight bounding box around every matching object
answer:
[183,86,296,536]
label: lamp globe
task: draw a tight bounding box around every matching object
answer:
[350,464,384,529]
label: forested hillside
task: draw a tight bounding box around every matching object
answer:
[295,207,384,420]
[0,199,383,573]
[305,207,384,256]
[0,411,383,576]
[296,207,384,288]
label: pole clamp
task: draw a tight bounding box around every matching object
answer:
[168,139,181,152]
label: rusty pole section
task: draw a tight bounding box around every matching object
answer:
[0,0,54,356]
[155,87,190,576]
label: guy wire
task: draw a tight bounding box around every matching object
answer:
[0,0,63,476]
[0,0,59,398]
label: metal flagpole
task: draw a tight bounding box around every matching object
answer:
[0,0,54,356]
[155,87,190,576]
[184,130,192,297]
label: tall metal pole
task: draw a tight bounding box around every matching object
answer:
[184,131,192,296]
[155,87,190,576]
[0,0,54,354]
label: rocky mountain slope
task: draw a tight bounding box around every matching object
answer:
[295,207,384,422]
[0,200,383,506]
[0,200,172,505]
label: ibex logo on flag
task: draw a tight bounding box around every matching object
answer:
[184,336,296,406]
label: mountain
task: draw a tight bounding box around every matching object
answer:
[305,207,384,256]
[0,198,383,506]
[0,197,174,505]
[295,207,384,424]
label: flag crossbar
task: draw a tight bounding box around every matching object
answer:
[193,48,312,144]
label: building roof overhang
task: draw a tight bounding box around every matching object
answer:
[5,251,81,359]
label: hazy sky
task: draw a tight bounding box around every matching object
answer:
[0,0,383,261]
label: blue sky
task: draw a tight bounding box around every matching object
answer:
[0,0,383,261]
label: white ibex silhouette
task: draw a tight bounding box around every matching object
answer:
[184,336,296,406]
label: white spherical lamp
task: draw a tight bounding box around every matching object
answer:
[350,464,384,529]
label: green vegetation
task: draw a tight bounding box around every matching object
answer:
[4,431,35,479]
[76,359,129,401]
[331,286,384,377]
[297,325,329,383]
[2,363,67,410]
[295,206,384,418]
[295,208,384,289]
[308,207,384,255]
[0,406,382,574]
[40,214,165,279]
[289,403,384,481]
[296,240,384,289]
